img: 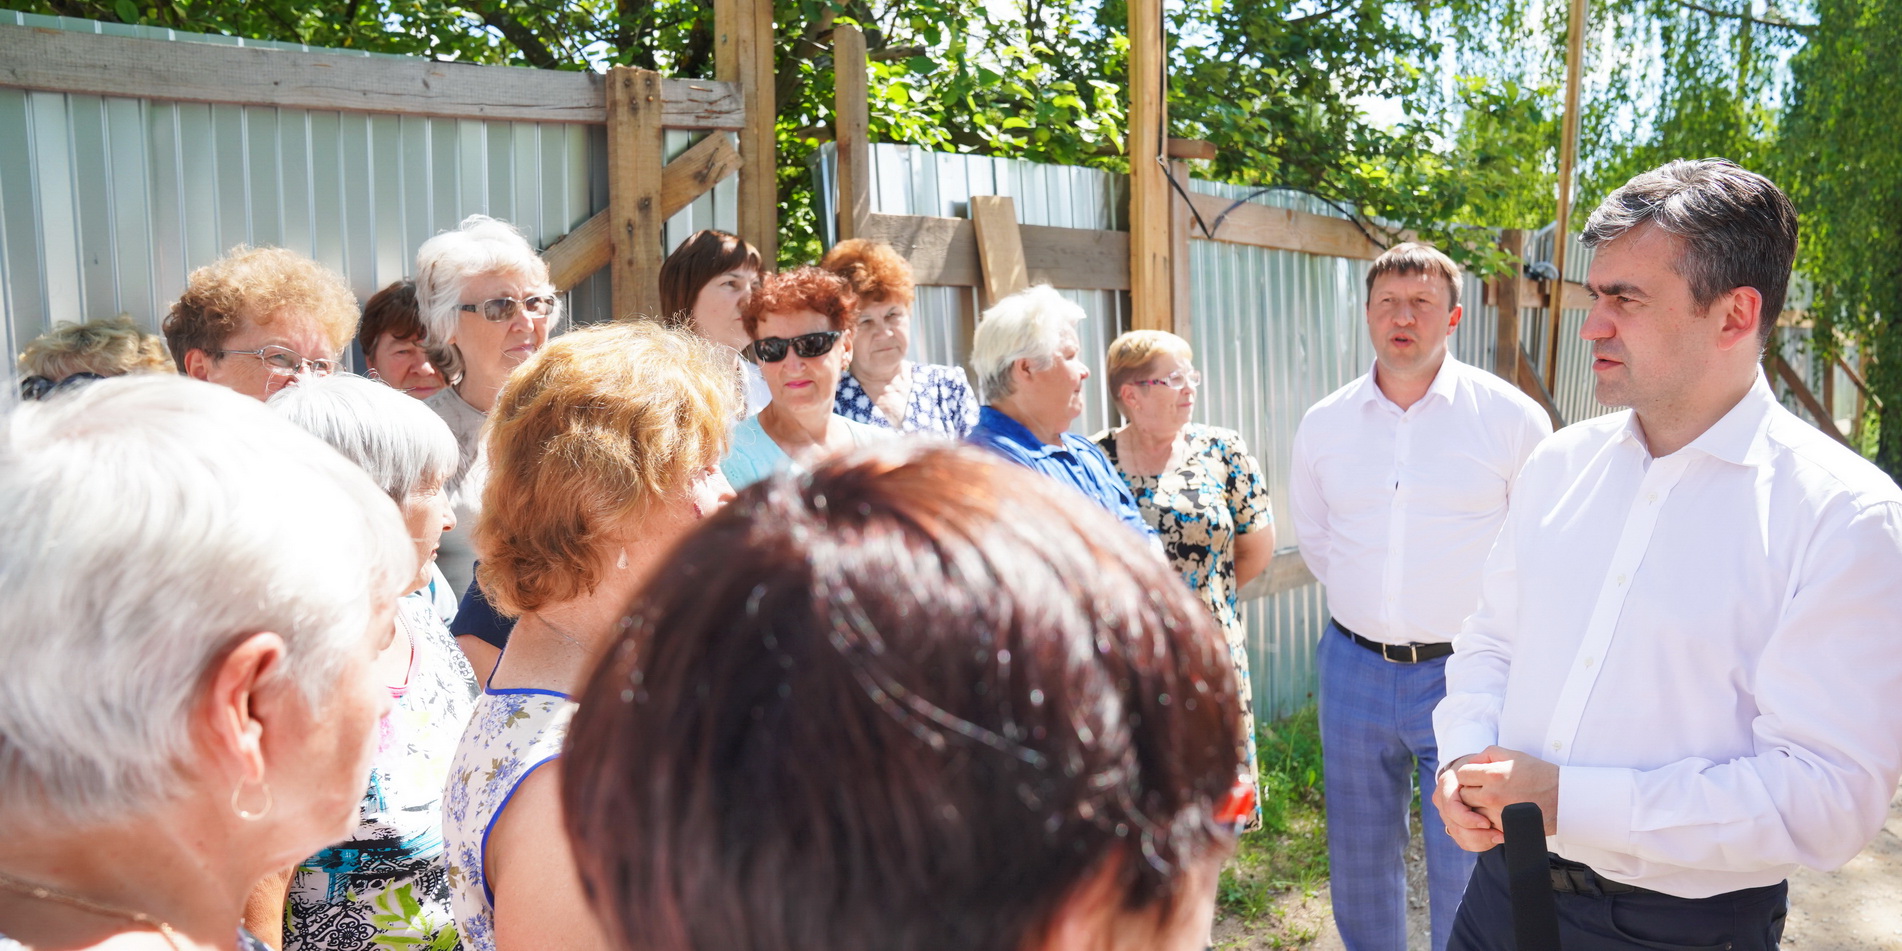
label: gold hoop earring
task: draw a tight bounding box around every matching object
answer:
[231,780,273,821]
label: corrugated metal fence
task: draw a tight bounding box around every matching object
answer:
[0,12,733,380]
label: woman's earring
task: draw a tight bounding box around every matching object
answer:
[231,779,274,821]
[616,548,629,570]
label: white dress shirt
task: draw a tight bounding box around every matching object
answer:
[1435,373,1902,898]
[1290,356,1552,644]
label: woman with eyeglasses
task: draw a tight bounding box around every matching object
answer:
[821,238,980,436]
[1094,329,1276,830]
[161,245,358,401]
[720,267,891,490]
[413,215,564,603]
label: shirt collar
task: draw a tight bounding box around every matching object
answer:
[1354,354,1464,413]
[1682,371,1778,467]
[976,406,1068,459]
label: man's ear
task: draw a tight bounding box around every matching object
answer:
[1715,286,1765,352]
[182,348,214,382]
[195,632,289,786]
[1447,304,1464,331]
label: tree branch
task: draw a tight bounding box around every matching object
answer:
[1663,0,1816,33]
[464,1,561,69]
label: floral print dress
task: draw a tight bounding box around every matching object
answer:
[835,362,981,437]
[440,688,577,951]
[1095,423,1275,828]
[284,592,480,951]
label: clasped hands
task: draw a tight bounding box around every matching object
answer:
[1432,745,1561,852]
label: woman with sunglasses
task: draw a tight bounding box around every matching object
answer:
[1094,329,1276,831]
[413,215,564,602]
[720,267,891,490]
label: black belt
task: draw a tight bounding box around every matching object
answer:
[1546,854,1650,897]
[1333,620,1453,664]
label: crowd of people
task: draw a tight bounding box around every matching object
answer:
[2,156,1901,951]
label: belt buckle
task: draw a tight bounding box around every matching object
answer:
[1384,642,1419,664]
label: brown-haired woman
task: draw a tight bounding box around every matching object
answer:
[565,443,1251,951]
[821,238,980,436]
[720,266,891,489]
[440,322,738,951]
[659,229,769,414]
[358,279,447,400]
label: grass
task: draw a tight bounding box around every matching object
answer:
[1217,704,1329,926]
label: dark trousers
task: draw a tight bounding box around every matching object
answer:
[1448,846,1788,951]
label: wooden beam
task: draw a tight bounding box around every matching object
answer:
[1494,229,1525,380]
[717,0,777,264]
[1182,191,1391,260]
[833,23,872,244]
[1166,137,1217,161]
[971,197,1030,309]
[606,67,666,320]
[0,23,741,127]
[1839,354,1881,409]
[542,133,742,291]
[1127,0,1171,332]
[862,213,1128,290]
[1546,0,1590,394]
[1237,547,1319,601]
[1169,159,1193,341]
[1516,344,1566,430]
[1770,352,1854,446]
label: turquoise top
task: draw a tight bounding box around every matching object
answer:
[722,412,894,489]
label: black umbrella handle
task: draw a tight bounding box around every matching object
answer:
[1502,802,1563,951]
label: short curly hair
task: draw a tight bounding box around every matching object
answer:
[739,267,858,338]
[819,239,915,307]
[475,322,740,617]
[19,315,175,382]
[161,247,359,369]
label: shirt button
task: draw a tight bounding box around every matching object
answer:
[1551,741,1563,752]
[1583,656,1595,668]
[1615,574,1627,585]
[1647,492,1659,503]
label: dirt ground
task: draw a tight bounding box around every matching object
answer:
[1214,784,1902,951]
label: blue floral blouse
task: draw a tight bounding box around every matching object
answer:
[834,362,980,437]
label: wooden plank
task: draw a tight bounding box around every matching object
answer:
[1547,0,1589,394]
[1169,159,1193,341]
[1127,0,1171,332]
[1494,229,1525,380]
[0,23,741,128]
[1515,344,1565,430]
[861,213,1129,290]
[717,0,776,264]
[1839,354,1881,409]
[542,133,741,291]
[1237,547,1318,601]
[1770,352,1854,446]
[833,23,871,243]
[971,196,1029,309]
[606,67,666,320]
[1165,137,1217,161]
[1183,191,1390,260]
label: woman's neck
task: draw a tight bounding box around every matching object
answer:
[491,595,627,696]
[759,400,834,452]
[1120,417,1179,455]
[454,371,506,415]
[852,359,904,397]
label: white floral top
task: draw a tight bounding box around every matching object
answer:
[441,688,577,951]
[285,592,480,951]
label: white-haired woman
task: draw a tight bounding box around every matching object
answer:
[965,285,1152,539]
[414,215,564,600]
[251,375,479,951]
[0,376,413,951]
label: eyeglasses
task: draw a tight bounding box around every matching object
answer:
[19,372,107,400]
[1133,369,1202,391]
[214,345,339,377]
[459,295,558,323]
[747,331,842,363]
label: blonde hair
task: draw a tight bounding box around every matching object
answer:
[1106,330,1193,414]
[161,247,359,368]
[476,322,739,616]
[19,315,175,381]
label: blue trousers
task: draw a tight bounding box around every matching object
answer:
[1319,622,1475,951]
[1449,846,1788,951]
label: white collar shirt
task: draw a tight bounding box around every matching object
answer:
[1289,355,1552,644]
[1435,373,1902,898]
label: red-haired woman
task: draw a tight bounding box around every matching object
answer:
[720,266,892,489]
[822,238,980,436]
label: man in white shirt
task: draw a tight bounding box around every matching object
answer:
[1291,243,1552,951]
[1433,159,1902,951]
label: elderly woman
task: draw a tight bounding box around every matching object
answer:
[720,266,891,490]
[966,284,1151,539]
[359,279,448,400]
[17,314,175,399]
[660,229,769,415]
[820,238,979,435]
[163,245,359,400]
[256,374,479,951]
[0,376,412,951]
[1094,329,1275,828]
[564,444,1250,951]
[442,322,737,951]
[414,215,563,598]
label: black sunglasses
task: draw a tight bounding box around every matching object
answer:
[748,331,842,363]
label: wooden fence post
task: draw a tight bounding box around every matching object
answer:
[716,0,777,265]
[606,66,665,320]
[971,196,1029,310]
[1127,0,1171,332]
[833,23,871,244]
[1169,158,1193,342]
[1494,228,1525,381]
